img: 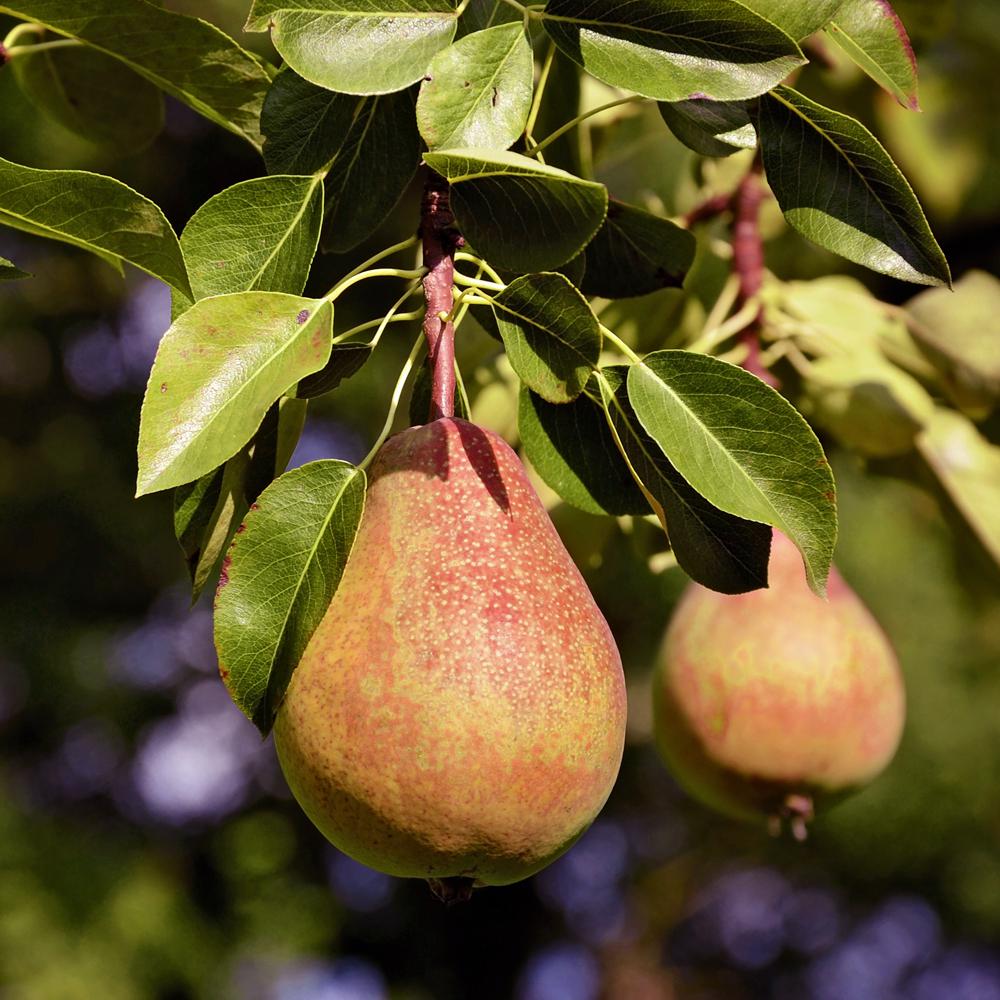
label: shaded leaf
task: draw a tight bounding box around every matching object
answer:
[9,27,164,152]
[580,200,695,298]
[424,148,607,272]
[299,343,374,397]
[174,465,226,575]
[409,357,470,423]
[137,293,333,496]
[756,86,950,287]
[492,272,601,402]
[906,270,1000,418]
[417,23,532,150]
[246,0,458,96]
[181,175,323,301]
[0,154,190,297]
[245,396,310,503]
[0,255,30,280]
[542,0,803,102]
[658,98,755,157]
[826,0,919,110]
[0,0,271,148]
[214,460,367,733]
[518,383,648,516]
[918,408,1000,569]
[738,0,844,40]
[262,72,422,253]
[626,351,837,594]
[596,366,771,593]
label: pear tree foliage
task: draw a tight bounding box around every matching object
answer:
[1,0,992,736]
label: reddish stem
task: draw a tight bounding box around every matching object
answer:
[731,157,778,387]
[420,172,462,422]
[683,192,732,228]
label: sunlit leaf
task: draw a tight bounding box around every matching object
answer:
[137,293,333,496]
[0,155,190,297]
[542,0,803,102]
[215,460,367,733]
[626,351,837,594]
[756,86,950,287]
[246,0,458,96]
[825,0,920,110]
[738,0,845,40]
[0,255,30,280]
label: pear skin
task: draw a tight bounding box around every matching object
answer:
[654,531,905,832]
[275,417,626,885]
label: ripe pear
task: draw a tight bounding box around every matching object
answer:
[275,417,626,887]
[653,531,904,836]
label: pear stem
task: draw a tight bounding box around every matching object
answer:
[420,172,463,422]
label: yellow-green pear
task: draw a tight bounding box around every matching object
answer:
[653,531,905,837]
[275,417,626,888]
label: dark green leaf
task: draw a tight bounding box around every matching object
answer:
[0,255,30,280]
[261,72,422,253]
[756,86,950,287]
[626,351,837,594]
[246,0,458,96]
[0,155,190,297]
[174,465,226,575]
[299,343,374,397]
[658,98,755,157]
[181,175,323,301]
[417,24,532,150]
[457,0,522,36]
[424,148,607,272]
[136,293,333,496]
[518,384,648,516]
[0,0,271,148]
[826,0,919,110]
[596,366,771,594]
[214,460,367,733]
[542,0,803,102]
[245,396,310,502]
[9,27,164,152]
[579,200,695,298]
[492,272,601,402]
[738,0,844,40]
[408,358,470,423]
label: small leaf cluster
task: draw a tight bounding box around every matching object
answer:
[1,0,991,738]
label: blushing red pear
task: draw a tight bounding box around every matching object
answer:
[653,532,905,835]
[274,417,626,886]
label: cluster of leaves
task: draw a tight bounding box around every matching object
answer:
[1,0,994,739]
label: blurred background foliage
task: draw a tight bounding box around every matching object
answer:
[1,1,1000,997]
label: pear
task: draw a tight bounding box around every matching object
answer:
[275,417,627,887]
[653,531,905,837]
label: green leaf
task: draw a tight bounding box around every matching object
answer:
[658,98,755,157]
[737,0,845,40]
[261,72,422,253]
[424,148,607,272]
[9,27,164,153]
[542,0,804,103]
[906,270,1000,418]
[214,460,367,733]
[246,0,458,96]
[409,357,470,423]
[181,175,323,301]
[756,86,950,287]
[174,465,226,577]
[417,23,533,150]
[491,272,601,403]
[0,155,190,297]
[918,408,1000,570]
[136,293,333,496]
[0,0,271,148]
[596,366,772,594]
[825,0,920,110]
[298,343,374,397]
[518,384,648,516]
[626,351,837,594]
[0,255,30,280]
[245,396,310,503]
[579,199,695,298]
[457,0,522,35]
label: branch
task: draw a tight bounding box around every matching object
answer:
[419,171,463,421]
